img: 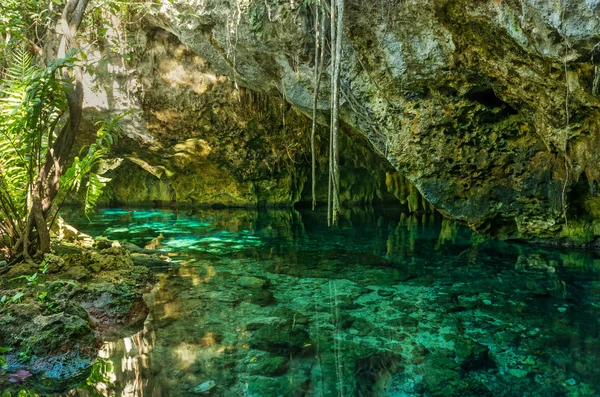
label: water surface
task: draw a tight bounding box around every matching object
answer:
[43,208,600,395]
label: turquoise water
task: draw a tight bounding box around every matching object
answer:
[51,208,600,395]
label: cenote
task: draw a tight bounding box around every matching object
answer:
[4,1,600,396]
[4,207,600,396]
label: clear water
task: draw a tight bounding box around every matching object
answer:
[25,208,600,395]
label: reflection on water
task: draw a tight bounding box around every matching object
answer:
[19,208,600,395]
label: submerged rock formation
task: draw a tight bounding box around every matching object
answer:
[81,0,600,242]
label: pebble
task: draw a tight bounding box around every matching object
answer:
[557,307,567,313]
[565,378,577,386]
[482,299,492,305]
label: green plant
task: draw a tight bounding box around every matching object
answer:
[0,0,92,262]
[36,290,47,304]
[0,346,11,369]
[0,49,122,260]
[249,3,265,35]
[10,292,24,303]
[59,115,123,216]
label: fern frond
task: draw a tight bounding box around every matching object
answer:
[84,173,110,215]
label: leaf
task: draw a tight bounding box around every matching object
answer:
[11,292,23,302]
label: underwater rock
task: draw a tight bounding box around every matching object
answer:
[422,350,461,394]
[244,374,311,397]
[249,324,311,353]
[508,368,529,378]
[249,356,289,376]
[453,338,495,372]
[131,253,174,269]
[236,276,267,289]
[193,379,216,394]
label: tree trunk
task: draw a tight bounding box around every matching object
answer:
[42,0,88,213]
[24,0,89,257]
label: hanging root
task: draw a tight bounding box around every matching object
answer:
[560,2,571,229]
[311,0,325,211]
[593,65,600,96]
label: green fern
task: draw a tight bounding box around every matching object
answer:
[59,113,125,216]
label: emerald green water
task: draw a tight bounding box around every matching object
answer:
[53,208,600,395]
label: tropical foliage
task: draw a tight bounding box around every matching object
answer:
[0,46,118,260]
[0,0,123,262]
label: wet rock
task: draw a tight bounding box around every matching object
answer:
[44,254,67,273]
[355,352,403,396]
[350,317,375,337]
[377,288,395,297]
[0,303,95,357]
[236,276,267,289]
[65,265,90,281]
[120,241,158,255]
[244,374,310,397]
[508,368,528,378]
[565,378,577,386]
[250,324,310,353]
[250,356,289,376]
[52,243,84,256]
[93,237,114,250]
[193,379,216,394]
[131,253,174,269]
[5,262,37,278]
[453,338,496,372]
[78,283,150,336]
[423,351,460,393]
[271,307,310,326]
[240,289,276,306]
[245,317,287,331]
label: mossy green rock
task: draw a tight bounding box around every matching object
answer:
[0,303,95,357]
[236,276,267,289]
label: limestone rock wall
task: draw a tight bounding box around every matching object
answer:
[126,0,600,242]
[80,27,416,209]
[80,0,600,242]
